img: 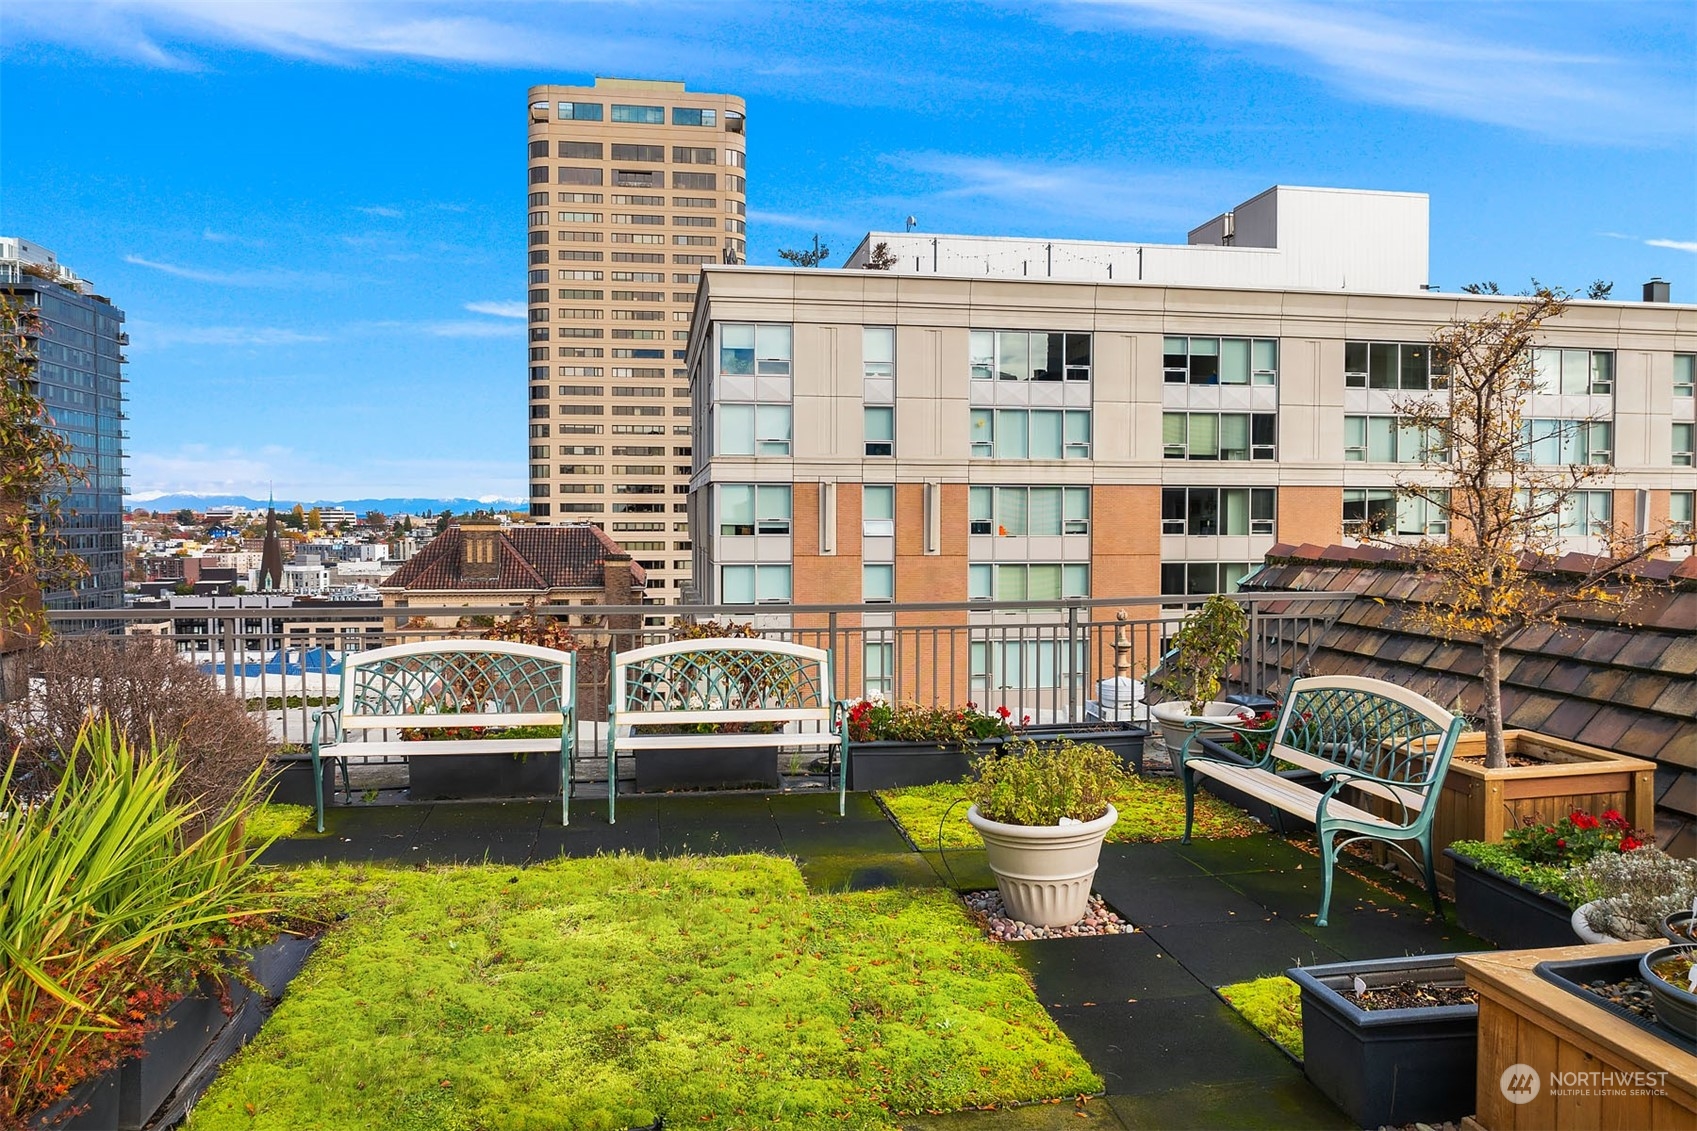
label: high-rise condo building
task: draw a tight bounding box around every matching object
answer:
[1,237,128,617]
[525,78,747,602]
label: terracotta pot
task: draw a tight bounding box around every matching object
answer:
[966,803,1116,928]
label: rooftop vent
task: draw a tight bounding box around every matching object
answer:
[1644,277,1671,303]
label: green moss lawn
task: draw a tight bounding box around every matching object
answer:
[1217,976,1303,1060]
[192,854,1098,1131]
[878,775,1262,851]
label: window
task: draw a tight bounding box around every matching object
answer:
[558,101,603,120]
[611,143,665,162]
[864,406,893,456]
[1676,355,1695,398]
[673,234,717,246]
[673,215,715,227]
[1162,413,1277,460]
[558,141,603,159]
[558,167,604,186]
[863,327,894,378]
[970,563,1090,601]
[720,564,791,603]
[1524,419,1612,465]
[864,641,893,697]
[1160,488,1276,536]
[615,170,663,188]
[672,146,716,164]
[1559,491,1613,538]
[1160,563,1256,596]
[970,408,1091,459]
[968,330,1091,381]
[1343,416,1446,463]
[967,486,1089,536]
[863,563,894,603]
[718,323,791,375]
[1344,341,1447,390]
[557,193,603,204]
[1533,348,1614,395]
[718,403,791,455]
[1162,337,1278,385]
[863,485,895,537]
[1675,423,1695,467]
[1671,491,1694,538]
[718,484,791,536]
[673,171,717,190]
[1342,489,1449,537]
[672,107,718,127]
[611,104,664,124]
[557,212,602,224]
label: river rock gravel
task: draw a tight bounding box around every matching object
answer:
[963,890,1134,940]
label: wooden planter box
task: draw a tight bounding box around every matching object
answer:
[1444,849,1577,949]
[409,752,563,800]
[1458,941,1697,1131]
[1376,731,1655,895]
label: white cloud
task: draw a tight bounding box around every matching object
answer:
[122,253,333,287]
[1646,239,1697,253]
[128,443,524,500]
[1066,0,1689,143]
[414,319,525,339]
[126,319,329,348]
[462,300,526,319]
[355,205,403,218]
[202,227,264,247]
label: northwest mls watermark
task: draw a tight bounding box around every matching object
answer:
[1500,1063,1671,1103]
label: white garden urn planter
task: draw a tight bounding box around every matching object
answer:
[1149,700,1248,753]
[966,803,1117,928]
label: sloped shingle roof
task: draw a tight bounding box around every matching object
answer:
[382,525,646,592]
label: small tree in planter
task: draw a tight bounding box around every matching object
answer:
[1155,594,1250,716]
[1382,291,1693,769]
[965,739,1127,928]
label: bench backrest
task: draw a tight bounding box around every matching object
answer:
[337,640,575,731]
[1272,676,1463,813]
[609,638,835,727]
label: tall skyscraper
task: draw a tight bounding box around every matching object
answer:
[1,237,127,616]
[525,78,747,602]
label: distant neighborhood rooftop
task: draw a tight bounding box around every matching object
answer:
[382,523,645,594]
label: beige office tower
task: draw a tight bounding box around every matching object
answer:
[525,78,747,602]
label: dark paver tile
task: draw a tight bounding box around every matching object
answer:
[1013,932,1209,1007]
[899,1098,1126,1128]
[1294,907,1487,961]
[656,793,778,820]
[1142,919,1344,987]
[1105,1075,1351,1130]
[404,836,537,867]
[777,817,914,856]
[1097,841,1209,881]
[797,852,948,892]
[418,801,549,834]
[1046,997,1295,1096]
[770,791,879,821]
[1170,835,1311,876]
[657,816,787,857]
[1091,873,1271,928]
[1216,863,1386,924]
[918,849,998,891]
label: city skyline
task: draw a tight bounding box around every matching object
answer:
[3,0,1693,501]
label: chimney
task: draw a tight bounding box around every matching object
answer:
[601,553,641,632]
[1644,277,1671,303]
[458,523,502,583]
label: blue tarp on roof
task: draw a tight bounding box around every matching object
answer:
[199,647,344,678]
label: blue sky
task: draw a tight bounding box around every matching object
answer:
[3,0,1693,502]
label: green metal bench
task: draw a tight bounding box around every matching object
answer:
[606,638,848,823]
[1177,675,1465,926]
[309,640,576,831]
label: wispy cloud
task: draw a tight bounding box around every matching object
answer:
[202,227,264,247]
[128,443,524,500]
[416,319,526,339]
[1065,0,1690,143]
[462,300,526,319]
[747,209,864,235]
[122,253,333,287]
[127,320,329,348]
[1646,239,1697,254]
[355,205,403,218]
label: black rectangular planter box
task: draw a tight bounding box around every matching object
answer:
[847,741,973,790]
[264,756,339,807]
[1286,953,1479,1129]
[1021,724,1148,775]
[1445,848,1576,949]
[634,746,780,792]
[409,752,563,800]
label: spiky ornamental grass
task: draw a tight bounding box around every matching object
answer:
[879,775,1262,852]
[191,855,1099,1131]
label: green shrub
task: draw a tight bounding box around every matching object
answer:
[1447,839,1579,905]
[967,738,1127,826]
[1568,848,1697,940]
[0,720,274,1124]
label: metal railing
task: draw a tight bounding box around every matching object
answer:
[43,592,1355,748]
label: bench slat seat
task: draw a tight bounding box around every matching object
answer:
[1177,674,1464,926]
[323,737,570,758]
[614,731,845,750]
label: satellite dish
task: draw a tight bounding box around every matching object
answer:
[905,215,917,232]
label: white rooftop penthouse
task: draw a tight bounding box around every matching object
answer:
[843,185,1429,294]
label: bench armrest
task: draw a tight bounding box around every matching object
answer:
[1176,716,1277,771]
[1316,766,1425,826]
[310,709,341,751]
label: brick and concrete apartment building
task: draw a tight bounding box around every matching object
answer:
[525,78,747,603]
[682,189,1695,689]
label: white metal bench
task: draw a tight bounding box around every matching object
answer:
[309,640,576,831]
[1176,675,1465,926]
[606,638,848,822]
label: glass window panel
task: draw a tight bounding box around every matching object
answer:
[968,486,991,530]
[970,408,993,456]
[1251,413,1276,457]
[998,333,1029,381]
[1219,413,1249,460]
[1035,333,1065,381]
[1221,563,1251,593]
[864,405,893,454]
[1345,341,1369,384]
[997,487,1028,536]
[1187,563,1216,594]
[1028,487,1062,536]
[1063,564,1089,597]
[719,484,753,534]
[1188,488,1219,535]
[996,409,1028,458]
[1188,413,1219,459]
[1163,412,1187,456]
[1163,337,1187,382]
[1030,410,1063,458]
[970,331,995,379]
[756,485,791,533]
[1065,411,1091,446]
[1344,415,1366,460]
[719,404,754,455]
[1065,333,1091,376]
[1556,349,1586,394]
[721,565,754,603]
[759,565,792,602]
[1250,488,1275,534]
[1063,487,1089,534]
[719,324,754,374]
[1590,351,1613,393]
[1589,421,1612,463]
[1161,563,1186,595]
[1161,488,1186,533]
[863,563,894,602]
[968,564,992,599]
[1252,339,1278,384]
[1396,423,1424,462]
[997,564,1027,601]
[1221,488,1249,535]
[756,404,791,454]
[1189,338,1220,384]
[864,484,895,520]
[1672,423,1693,465]
[1670,491,1694,524]
[863,326,894,368]
[1532,348,1559,393]
[1675,354,1695,396]
[1368,417,1397,462]
[1400,345,1430,390]
[1220,338,1250,384]
[1028,564,1062,601]
[1342,490,1366,528]
[755,324,792,373]
[1369,343,1398,389]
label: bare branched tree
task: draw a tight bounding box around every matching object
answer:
[777,234,831,268]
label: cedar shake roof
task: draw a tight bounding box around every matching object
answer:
[382,524,646,592]
[1237,544,1697,855]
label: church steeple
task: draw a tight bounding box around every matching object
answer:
[259,490,283,592]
